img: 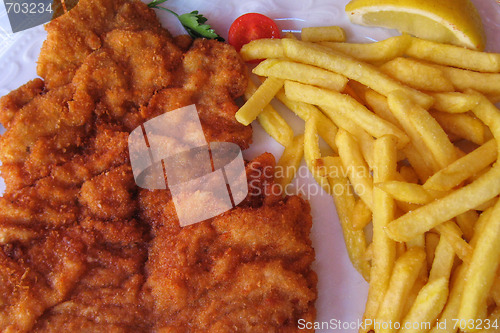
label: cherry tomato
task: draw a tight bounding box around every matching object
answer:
[228,13,281,52]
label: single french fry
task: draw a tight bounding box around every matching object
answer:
[400,278,449,333]
[257,108,294,147]
[405,37,500,73]
[304,115,330,193]
[407,105,458,168]
[458,199,500,324]
[430,110,486,145]
[275,90,338,152]
[236,77,284,126]
[253,58,348,91]
[352,199,372,230]
[244,80,294,146]
[376,181,434,205]
[323,156,371,281]
[285,81,410,148]
[436,64,500,96]
[239,38,284,61]
[430,91,481,113]
[319,34,412,63]
[425,232,440,271]
[380,57,454,92]
[423,139,497,191]
[301,26,346,42]
[336,129,374,210]
[376,248,426,333]
[434,220,473,263]
[361,135,397,333]
[472,206,495,247]
[281,38,434,108]
[428,234,456,283]
[275,134,304,191]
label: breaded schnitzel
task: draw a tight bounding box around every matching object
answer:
[0,0,317,331]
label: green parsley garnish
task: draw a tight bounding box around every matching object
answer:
[147,0,224,41]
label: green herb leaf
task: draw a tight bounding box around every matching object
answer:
[147,0,169,8]
[179,11,224,41]
[147,1,224,41]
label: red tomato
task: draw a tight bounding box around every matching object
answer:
[228,13,281,52]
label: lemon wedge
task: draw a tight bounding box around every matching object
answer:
[345,0,486,50]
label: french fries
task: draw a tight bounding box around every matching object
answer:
[281,38,435,108]
[380,57,454,92]
[405,37,500,73]
[285,81,410,149]
[235,77,284,125]
[244,80,294,146]
[336,129,374,210]
[253,59,348,91]
[239,38,284,61]
[399,277,449,333]
[361,135,397,333]
[301,26,346,42]
[322,156,371,281]
[458,199,500,325]
[429,91,481,113]
[320,34,411,63]
[235,29,500,333]
[376,248,426,333]
[275,134,304,191]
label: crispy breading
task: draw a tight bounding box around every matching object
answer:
[37,0,169,89]
[141,153,316,332]
[0,0,316,331]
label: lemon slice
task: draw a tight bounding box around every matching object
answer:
[345,0,486,50]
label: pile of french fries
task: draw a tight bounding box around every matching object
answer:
[236,26,500,332]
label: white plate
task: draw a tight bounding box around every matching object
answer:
[0,1,499,332]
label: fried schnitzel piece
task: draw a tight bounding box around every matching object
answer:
[30,218,150,332]
[37,0,169,89]
[0,217,150,332]
[0,0,317,331]
[141,153,317,332]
